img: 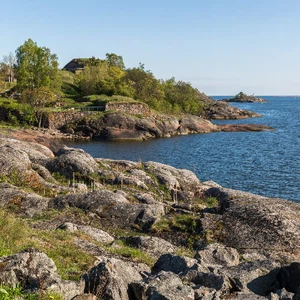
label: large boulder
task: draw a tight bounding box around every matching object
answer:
[179,115,218,134]
[124,236,177,259]
[144,161,201,201]
[203,186,300,260]
[195,243,240,267]
[276,262,300,293]
[46,146,99,178]
[49,190,165,231]
[0,183,49,216]
[222,259,281,296]
[129,271,194,300]
[0,137,54,160]
[152,254,198,274]
[0,249,84,299]
[58,222,115,244]
[82,256,149,300]
[0,144,32,174]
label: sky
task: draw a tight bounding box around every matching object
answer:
[1,0,300,95]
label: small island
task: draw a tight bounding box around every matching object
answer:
[221,92,268,103]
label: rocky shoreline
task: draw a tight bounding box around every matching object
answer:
[58,112,272,141]
[0,136,299,299]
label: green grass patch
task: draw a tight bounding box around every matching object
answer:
[105,240,154,266]
[0,208,94,281]
[0,284,64,300]
[194,196,219,209]
[175,246,196,258]
[61,81,81,99]
[0,210,33,257]
[152,213,199,233]
[33,229,94,280]
[0,170,57,198]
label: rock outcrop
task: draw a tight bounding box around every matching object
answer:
[198,93,262,119]
[0,249,84,299]
[83,257,149,300]
[0,137,299,299]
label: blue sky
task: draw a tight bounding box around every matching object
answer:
[1,0,300,95]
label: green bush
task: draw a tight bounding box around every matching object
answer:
[0,98,36,126]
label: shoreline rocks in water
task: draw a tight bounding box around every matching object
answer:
[220,92,268,103]
[50,112,272,141]
[0,113,273,144]
[0,136,299,299]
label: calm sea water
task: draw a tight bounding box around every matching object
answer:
[65,96,300,202]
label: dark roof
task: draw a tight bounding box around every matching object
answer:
[62,58,88,72]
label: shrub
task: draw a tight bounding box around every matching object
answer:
[0,98,36,126]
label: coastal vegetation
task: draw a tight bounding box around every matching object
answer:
[0,38,207,129]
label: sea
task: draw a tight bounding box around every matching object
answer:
[65,96,300,203]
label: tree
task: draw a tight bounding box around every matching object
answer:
[125,63,164,103]
[15,38,61,91]
[1,52,16,82]
[77,60,134,97]
[105,53,125,70]
[14,39,61,127]
[162,78,204,115]
[21,87,55,127]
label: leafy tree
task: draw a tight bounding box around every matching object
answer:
[77,60,134,97]
[105,53,125,70]
[15,38,61,91]
[125,63,164,104]
[1,52,16,82]
[162,78,204,115]
[86,56,102,67]
[14,39,61,127]
[21,86,56,127]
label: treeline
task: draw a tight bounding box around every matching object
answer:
[0,39,206,128]
[75,58,205,115]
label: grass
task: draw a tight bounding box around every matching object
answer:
[175,246,196,258]
[0,285,64,300]
[193,196,219,210]
[0,208,94,281]
[36,229,94,280]
[82,94,138,105]
[0,169,57,198]
[152,213,199,234]
[0,210,31,256]
[105,240,154,266]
